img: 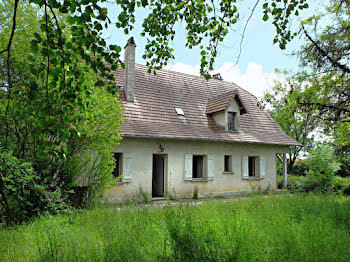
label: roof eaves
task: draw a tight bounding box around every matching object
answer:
[122,134,302,147]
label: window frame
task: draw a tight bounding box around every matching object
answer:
[227,111,237,132]
[113,153,123,180]
[224,155,232,173]
[192,155,205,179]
[248,156,259,178]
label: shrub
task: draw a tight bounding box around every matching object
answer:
[0,149,66,225]
[278,175,318,193]
[337,155,350,177]
[66,148,115,208]
[306,144,340,192]
[332,176,350,195]
[290,160,309,176]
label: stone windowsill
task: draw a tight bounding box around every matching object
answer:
[190,178,211,182]
[244,177,263,180]
[223,171,233,175]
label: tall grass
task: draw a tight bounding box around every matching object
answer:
[1,194,350,261]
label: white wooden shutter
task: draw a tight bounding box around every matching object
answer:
[242,155,249,179]
[259,156,265,178]
[207,155,215,180]
[122,153,134,181]
[184,154,193,181]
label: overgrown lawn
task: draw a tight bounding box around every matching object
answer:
[1,194,350,261]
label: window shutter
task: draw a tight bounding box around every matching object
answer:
[123,153,134,181]
[207,155,215,180]
[184,154,193,180]
[260,156,265,178]
[242,155,249,179]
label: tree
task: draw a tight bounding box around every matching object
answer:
[295,0,349,122]
[0,0,312,156]
[264,70,319,170]
[266,0,349,176]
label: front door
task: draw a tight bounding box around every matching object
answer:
[152,154,164,197]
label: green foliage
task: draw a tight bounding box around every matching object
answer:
[283,0,349,125]
[299,0,350,75]
[0,0,314,224]
[262,0,309,50]
[265,71,319,169]
[1,195,350,261]
[333,123,350,177]
[332,176,350,196]
[276,144,341,193]
[1,0,124,216]
[165,206,233,261]
[192,186,199,200]
[278,175,350,195]
[0,149,67,225]
[66,83,123,207]
[290,160,309,176]
[306,144,340,185]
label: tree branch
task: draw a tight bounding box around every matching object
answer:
[4,0,19,150]
[235,0,260,65]
[302,24,350,74]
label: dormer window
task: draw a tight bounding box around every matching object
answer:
[228,112,237,131]
[206,90,248,133]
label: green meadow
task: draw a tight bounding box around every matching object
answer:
[1,194,350,262]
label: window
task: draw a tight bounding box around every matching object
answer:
[242,156,265,179]
[224,155,232,172]
[228,112,237,131]
[248,156,257,177]
[192,155,204,178]
[184,154,214,181]
[113,153,122,179]
[175,107,184,116]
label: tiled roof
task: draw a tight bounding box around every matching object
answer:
[206,90,248,115]
[114,64,301,146]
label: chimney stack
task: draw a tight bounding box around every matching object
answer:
[124,37,136,103]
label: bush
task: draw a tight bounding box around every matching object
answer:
[332,176,350,195]
[278,175,317,192]
[0,149,66,225]
[278,175,350,195]
[306,144,340,192]
[290,160,309,176]
[337,155,350,177]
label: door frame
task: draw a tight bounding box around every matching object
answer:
[152,154,168,197]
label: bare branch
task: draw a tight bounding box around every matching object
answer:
[302,24,350,74]
[4,0,19,150]
[235,0,260,65]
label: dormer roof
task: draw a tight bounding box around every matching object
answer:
[206,90,248,115]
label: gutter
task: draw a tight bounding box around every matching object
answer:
[122,134,302,147]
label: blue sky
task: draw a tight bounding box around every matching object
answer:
[104,0,325,97]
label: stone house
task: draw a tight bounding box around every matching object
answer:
[103,38,300,202]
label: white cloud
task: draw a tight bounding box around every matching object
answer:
[165,62,201,76]
[165,62,280,98]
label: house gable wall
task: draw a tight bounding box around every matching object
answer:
[103,138,288,203]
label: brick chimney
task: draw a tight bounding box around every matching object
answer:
[124,37,136,103]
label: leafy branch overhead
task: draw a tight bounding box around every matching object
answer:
[0,0,310,157]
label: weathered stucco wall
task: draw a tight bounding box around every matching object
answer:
[103,138,289,203]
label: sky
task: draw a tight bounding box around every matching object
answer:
[104,0,326,98]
